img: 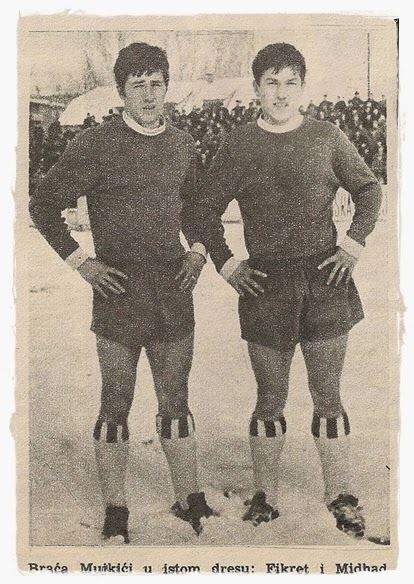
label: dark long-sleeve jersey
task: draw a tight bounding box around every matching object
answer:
[29,116,199,267]
[191,118,383,272]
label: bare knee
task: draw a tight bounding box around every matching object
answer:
[99,382,134,423]
[99,404,131,425]
[155,380,189,418]
[151,360,191,418]
[147,336,193,418]
[248,342,292,419]
[309,382,343,418]
[301,336,347,417]
[254,389,287,420]
[95,380,134,441]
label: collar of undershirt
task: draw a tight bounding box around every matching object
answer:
[257,114,304,134]
[122,111,166,136]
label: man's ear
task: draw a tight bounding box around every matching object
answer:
[116,85,125,99]
[253,80,260,99]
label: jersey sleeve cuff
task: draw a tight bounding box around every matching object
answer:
[190,242,207,260]
[338,235,364,260]
[219,256,241,281]
[65,247,91,270]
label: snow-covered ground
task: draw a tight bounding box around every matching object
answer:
[27,208,393,547]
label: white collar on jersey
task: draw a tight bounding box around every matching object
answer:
[122,111,166,136]
[257,114,304,134]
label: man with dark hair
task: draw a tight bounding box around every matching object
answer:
[102,108,116,123]
[306,99,318,118]
[232,100,246,124]
[190,42,382,537]
[82,112,93,128]
[319,93,333,113]
[245,100,258,122]
[334,96,347,113]
[351,90,363,109]
[30,42,214,543]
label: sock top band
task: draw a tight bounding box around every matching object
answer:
[250,415,287,437]
[312,412,350,438]
[156,412,195,439]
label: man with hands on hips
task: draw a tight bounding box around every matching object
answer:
[30,42,213,543]
[190,43,382,537]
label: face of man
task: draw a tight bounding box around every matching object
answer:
[122,71,167,128]
[254,66,304,125]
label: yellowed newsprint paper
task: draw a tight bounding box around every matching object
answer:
[15,12,399,575]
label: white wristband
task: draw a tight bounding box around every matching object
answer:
[190,242,207,260]
[65,247,91,270]
[219,257,242,281]
[337,235,364,260]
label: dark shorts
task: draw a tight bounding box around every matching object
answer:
[91,257,194,349]
[239,247,364,351]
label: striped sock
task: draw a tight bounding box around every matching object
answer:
[93,419,129,443]
[156,412,198,503]
[312,411,353,504]
[249,415,287,509]
[93,417,129,507]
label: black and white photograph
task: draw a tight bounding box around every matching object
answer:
[15,11,399,573]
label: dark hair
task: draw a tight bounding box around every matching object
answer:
[114,42,169,95]
[252,43,306,84]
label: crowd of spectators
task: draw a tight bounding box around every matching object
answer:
[303,91,387,183]
[29,90,387,196]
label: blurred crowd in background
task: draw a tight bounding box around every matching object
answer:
[29,91,387,197]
